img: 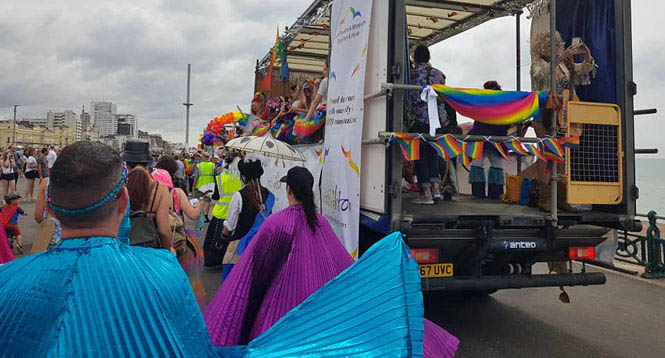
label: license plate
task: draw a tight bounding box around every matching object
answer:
[419,263,453,278]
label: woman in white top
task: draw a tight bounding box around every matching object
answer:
[1,150,17,195]
[24,147,39,201]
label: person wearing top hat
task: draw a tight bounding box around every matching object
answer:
[123,139,174,250]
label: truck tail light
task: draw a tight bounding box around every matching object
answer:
[569,247,596,260]
[411,249,438,264]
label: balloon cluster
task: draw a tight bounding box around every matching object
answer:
[205,111,244,135]
[201,133,215,146]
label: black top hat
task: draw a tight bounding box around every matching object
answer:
[238,159,263,180]
[122,139,152,163]
[280,166,314,190]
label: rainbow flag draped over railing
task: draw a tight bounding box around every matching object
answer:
[431,85,548,125]
[392,133,420,161]
[293,106,326,141]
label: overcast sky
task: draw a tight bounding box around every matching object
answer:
[0,1,661,156]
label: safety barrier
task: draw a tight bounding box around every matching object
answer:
[616,211,665,278]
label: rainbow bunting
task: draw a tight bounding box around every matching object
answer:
[393,133,420,161]
[525,144,546,161]
[543,149,565,164]
[464,141,484,160]
[428,134,462,159]
[431,84,548,125]
[505,139,530,156]
[558,136,580,150]
[491,142,510,161]
[459,152,471,171]
[542,137,564,159]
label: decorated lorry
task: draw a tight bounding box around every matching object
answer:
[252,0,641,294]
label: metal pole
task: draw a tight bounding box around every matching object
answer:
[183,64,193,151]
[549,0,558,225]
[12,105,20,145]
[516,12,522,173]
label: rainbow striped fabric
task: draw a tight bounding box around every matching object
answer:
[525,144,546,161]
[491,142,510,161]
[459,153,471,171]
[393,133,420,161]
[293,106,326,141]
[464,141,484,160]
[428,134,462,159]
[431,85,547,125]
[542,137,564,159]
[505,139,530,156]
[558,136,580,150]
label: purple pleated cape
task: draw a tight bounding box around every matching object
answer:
[204,205,459,357]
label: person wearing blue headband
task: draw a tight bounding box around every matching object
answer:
[0,141,458,357]
[0,141,217,356]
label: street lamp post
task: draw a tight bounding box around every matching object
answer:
[12,104,21,146]
[183,64,193,151]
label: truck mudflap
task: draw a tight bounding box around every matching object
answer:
[422,272,606,292]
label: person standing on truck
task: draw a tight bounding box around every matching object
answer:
[301,59,329,122]
[468,81,510,199]
[407,45,447,204]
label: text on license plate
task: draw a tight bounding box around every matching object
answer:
[419,263,453,278]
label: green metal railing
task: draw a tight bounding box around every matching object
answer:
[616,211,665,278]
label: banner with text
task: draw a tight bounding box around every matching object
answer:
[321,0,373,259]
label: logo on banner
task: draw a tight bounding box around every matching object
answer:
[323,185,351,214]
[339,6,362,25]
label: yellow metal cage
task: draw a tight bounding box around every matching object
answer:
[565,101,623,205]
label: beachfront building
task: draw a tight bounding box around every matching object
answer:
[47,110,82,141]
[114,114,138,138]
[0,121,74,147]
[91,101,117,138]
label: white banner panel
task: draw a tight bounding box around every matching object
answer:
[261,145,324,212]
[321,0,373,258]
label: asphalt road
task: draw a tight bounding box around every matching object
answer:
[11,181,665,358]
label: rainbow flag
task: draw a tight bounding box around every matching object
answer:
[543,149,565,164]
[459,153,471,171]
[542,137,564,159]
[525,144,546,161]
[393,133,420,161]
[464,141,484,160]
[431,84,548,125]
[505,139,530,156]
[293,106,326,140]
[429,134,462,158]
[558,136,580,150]
[491,142,510,161]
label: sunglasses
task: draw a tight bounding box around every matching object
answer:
[304,88,312,93]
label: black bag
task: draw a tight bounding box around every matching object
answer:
[129,182,162,248]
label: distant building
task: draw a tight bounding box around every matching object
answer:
[0,121,72,147]
[46,110,81,141]
[91,101,117,137]
[22,118,48,127]
[80,106,91,130]
[114,114,138,138]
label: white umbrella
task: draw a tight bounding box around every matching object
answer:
[225,131,305,162]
